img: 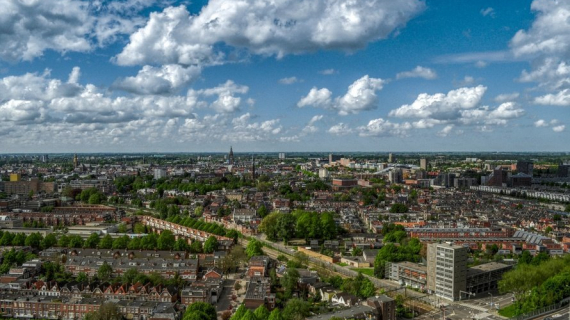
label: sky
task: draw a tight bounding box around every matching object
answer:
[0,0,569,153]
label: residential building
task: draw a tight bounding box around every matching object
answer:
[427,243,468,301]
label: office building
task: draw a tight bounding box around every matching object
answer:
[329,153,343,164]
[420,158,428,170]
[388,153,394,163]
[427,243,468,301]
[516,160,533,176]
[153,168,167,180]
[278,152,286,159]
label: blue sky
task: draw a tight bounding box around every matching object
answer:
[0,0,568,153]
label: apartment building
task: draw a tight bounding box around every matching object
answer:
[427,243,468,301]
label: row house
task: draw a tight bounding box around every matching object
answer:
[180,279,223,305]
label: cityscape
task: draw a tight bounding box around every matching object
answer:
[1,1,570,320]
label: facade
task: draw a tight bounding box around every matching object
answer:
[466,262,512,295]
[307,295,395,320]
[427,243,468,301]
[516,160,534,176]
[153,169,167,180]
[420,158,427,171]
[385,261,427,290]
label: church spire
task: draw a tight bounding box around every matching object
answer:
[229,146,234,165]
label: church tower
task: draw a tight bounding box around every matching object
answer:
[229,146,234,165]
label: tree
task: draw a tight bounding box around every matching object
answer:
[190,240,203,253]
[226,229,239,243]
[281,268,300,298]
[246,238,264,258]
[0,232,13,246]
[12,233,26,246]
[230,305,247,320]
[68,235,84,248]
[84,233,101,248]
[134,223,146,234]
[389,204,409,213]
[259,212,281,241]
[77,272,88,282]
[277,213,296,244]
[41,233,57,249]
[84,302,122,320]
[98,262,113,281]
[254,305,270,320]
[25,232,43,249]
[282,298,310,320]
[57,234,70,247]
[174,238,189,251]
[117,224,128,233]
[112,235,130,249]
[519,250,533,264]
[203,236,219,253]
[184,302,217,320]
[122,268,139,284]
[257,204,269,218]
[88,193,102,204]
[100,234,113,249]
[157,230,175,250]
[268,309,283,320]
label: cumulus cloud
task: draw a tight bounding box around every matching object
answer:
[328,123,352,135]
[389,85,487,120]
[115,0,425,66]
[553,125,566,132]
[358,118,412,137]
[113,64,201,95]
[298,75,385,115]
[437,125,455,137]
[388,86,525,131]
[534,89,570,106]
[0,0,152,62]
[494,92,520,102]
[396,66,437,80]
[278,77,301,85]
[0,67,279,149]
[534,119,549,127]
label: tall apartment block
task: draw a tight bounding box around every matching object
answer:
[420,158,427,170]
[427,243,468,301]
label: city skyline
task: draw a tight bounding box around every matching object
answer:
[0,0,569,152]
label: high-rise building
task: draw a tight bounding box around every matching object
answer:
[427,243,468,301]
[516,160,534,176]
[73,154,78,169]
[388,153,394,163]
[420,158,428,170]
[278,153,286,159]
[153,169,167,180]
[229,146,234,165]
[329,153,343,164]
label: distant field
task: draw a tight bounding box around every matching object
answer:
[351,268,375,277]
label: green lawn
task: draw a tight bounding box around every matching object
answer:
[498,304,517,318]
[351,268,375,277]
[336,262,349,267]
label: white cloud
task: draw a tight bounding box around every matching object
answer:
[0,0,152,62]
[298,75,385,115]
[297,88,333,109]
[475,60,488,68]
[457,76,475,86]
[113,64,201,95]
[319,69,337,75]
[480,7,495,17]
[389,85,487,120]
[534,89,570,106]
[358,118,412,137]
[196,80,250,113]
[437,125,454,137]
[494,92,520,102]
[534,119,549,127]
[553,125,566,132]
[302,115,324,134]
[328,123,352,135]
[396,66,437,80]
[115,0,425,66]
[68,67,81,84]
[278,77,301,85]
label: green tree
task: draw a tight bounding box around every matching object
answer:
[84,302,122,320]
[84,233,101,248]
[268,309,283,320]
[88,193,102,204]
[157,230,175,250]
[122,268,139,284]
[77,272,88,282]
[257,204,269,218]
[112,235,130,249]
[174,238,189,251]
[133,223,146,234]
[68,235,84,248]
[190,240,203,253]
[277,213,296,244]
[25,232,43,249]
[12,233,26,246]
[281,268,300,298]
[230,305,247,320]
[259,212,280,241]
[41,233,57,249]
[203,236,219,253]
[98,261,113,281]
[246,238,264,258]
[184,302,217,320]
[254,305,270,320]
[0,232,13,246]
[100,234,113,249]
[282,298,310,320]
[57,234,70,247]
[389,204,409,213]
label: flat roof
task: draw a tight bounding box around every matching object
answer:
[468,262,510,275]
[307,305,375,320]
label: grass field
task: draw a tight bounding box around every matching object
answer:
[351,268,375,277]
[498,304,517,318]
